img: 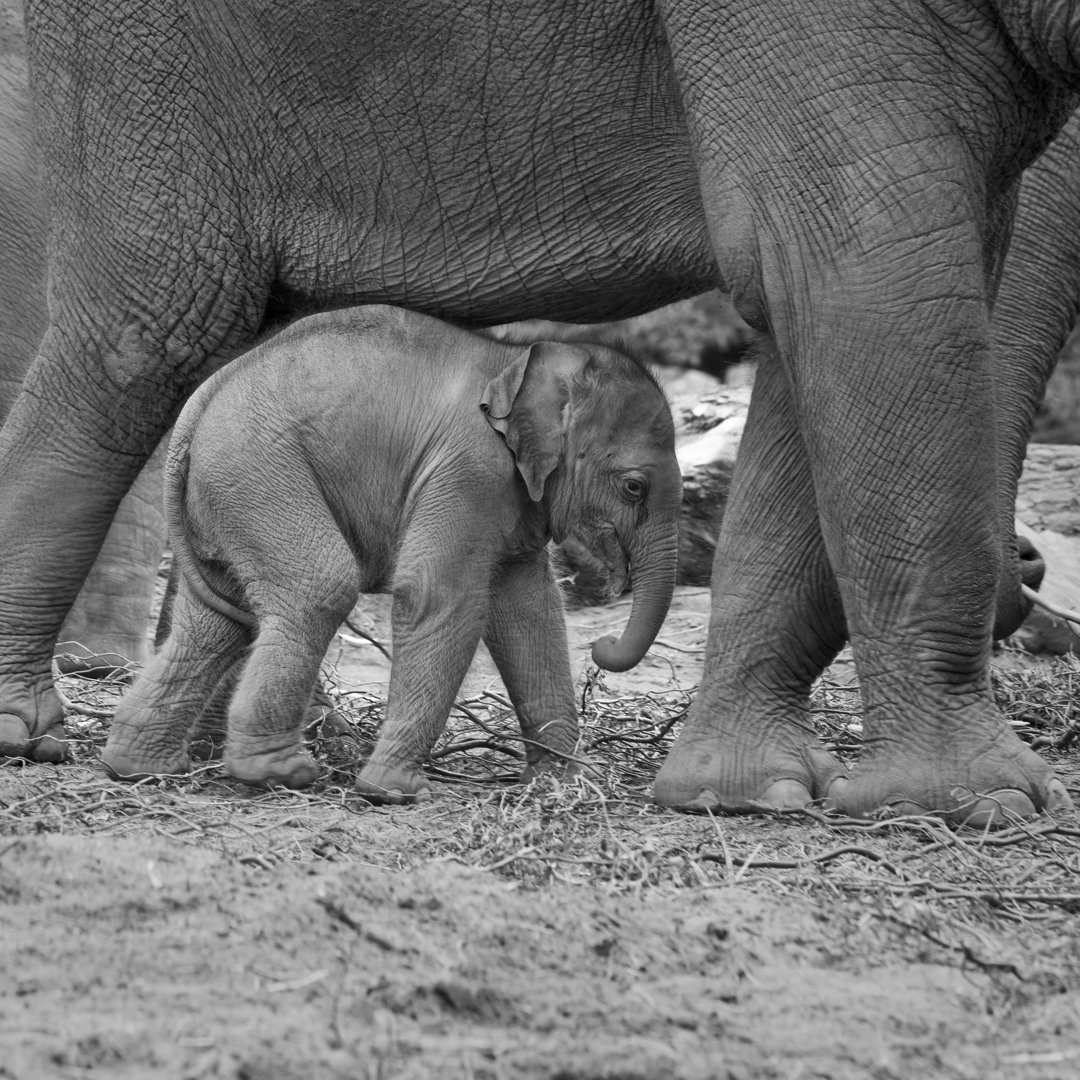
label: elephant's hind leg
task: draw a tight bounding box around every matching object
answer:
[654,353,850,812]
[223,535,360,790]
[102,583,249,779]
[0,136,270,763]
[187,658,245,762]
[54,444,168,678]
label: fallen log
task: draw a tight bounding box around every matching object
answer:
[1013,444,1080,655]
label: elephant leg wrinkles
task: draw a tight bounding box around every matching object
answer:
[655,299,1073,826]
[989,117,1080,640]
[220,511,362,791]
[355,541,494,805]
[53,443,168,678]
[223,616,329,791]
[102,584,250,779]
[483,552,584,784]
[0,282,265,761]
[655,346,850,812]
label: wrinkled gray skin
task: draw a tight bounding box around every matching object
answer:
[0,0,165,675]
[993,111,1080,508]
[3,1,1080,826]
[102,307,682,800]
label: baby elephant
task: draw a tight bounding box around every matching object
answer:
[103,305,682,800]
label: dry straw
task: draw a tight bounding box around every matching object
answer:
[2,643,1078,943]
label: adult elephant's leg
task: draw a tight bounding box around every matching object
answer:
[654,349,849,810]
[3,1,271,759]
[778,253,1069,825]
[990,114,1080,635]
[654,8,1071,825]
[0,305,262,762]
[0,344,155,760]
[54,441,168,676]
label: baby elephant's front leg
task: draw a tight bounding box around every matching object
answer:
[355,565,489,804]
[484,553,583,784]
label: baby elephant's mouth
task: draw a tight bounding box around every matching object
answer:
[557,531,629,602]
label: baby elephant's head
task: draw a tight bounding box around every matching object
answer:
[482,340,682,672]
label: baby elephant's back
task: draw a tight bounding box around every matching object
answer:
[174,303,507,501]
[205,305,501,422]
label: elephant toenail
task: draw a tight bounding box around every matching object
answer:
[954,790,1036,830]
[758,778,813,809]
[685,789,720,811]
[1046,779,1075,814]
[822,775,849,810]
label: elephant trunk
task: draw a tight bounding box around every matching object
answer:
[591,520,679,673]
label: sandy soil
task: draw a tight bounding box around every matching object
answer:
[2,587,1079,1080]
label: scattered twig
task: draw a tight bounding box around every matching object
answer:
[341,617,393,662]
[1023,583,1080,627]
[880,913,1027,979]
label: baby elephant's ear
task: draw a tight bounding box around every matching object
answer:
[481,342,587,501]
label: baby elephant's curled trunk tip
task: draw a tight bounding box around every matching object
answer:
[591,631,646,673]
[589,528,679,673]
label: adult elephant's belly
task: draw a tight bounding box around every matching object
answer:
[270,135,720,327]
[261,2,720,327]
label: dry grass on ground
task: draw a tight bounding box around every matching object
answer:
[16,649,1080,908]
[3,647,1079,1080]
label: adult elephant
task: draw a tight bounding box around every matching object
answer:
[0,0,165,676]
[1,0,1077,825]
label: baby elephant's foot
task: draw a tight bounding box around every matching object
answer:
[224,746,320,789]
[101,744,192,781]
[355,762,430,805]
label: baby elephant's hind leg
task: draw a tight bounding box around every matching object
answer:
[103,584,250,779]
[187,658,245,761]
[223,536,360,789]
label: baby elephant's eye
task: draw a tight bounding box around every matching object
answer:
[621,476,647,501]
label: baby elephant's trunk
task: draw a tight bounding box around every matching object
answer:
[591,519,679,672]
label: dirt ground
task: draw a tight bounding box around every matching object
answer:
[2,587,1080,1080]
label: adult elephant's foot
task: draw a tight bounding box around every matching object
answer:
[831,724,1074,828]
[0,675,69,762]
[355,761,430,804]
[224,745,320,789]
[653,710,849,812]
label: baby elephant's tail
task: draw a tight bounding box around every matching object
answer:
[163,400,257,631]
